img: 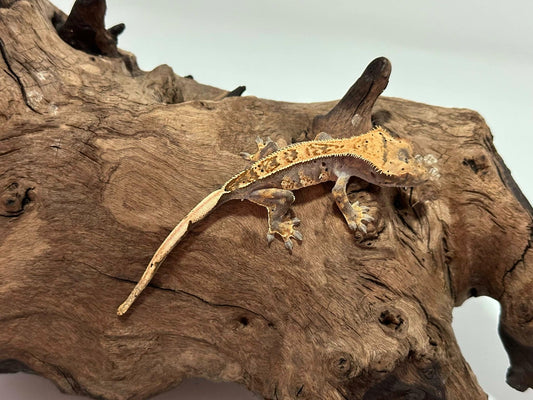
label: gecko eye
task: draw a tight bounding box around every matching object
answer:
[397,148,409,163]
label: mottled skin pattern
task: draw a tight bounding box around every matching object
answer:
[117,127,431,315]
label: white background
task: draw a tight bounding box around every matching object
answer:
[1,1,532,399]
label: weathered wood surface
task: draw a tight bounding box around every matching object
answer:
[1,1,531,399]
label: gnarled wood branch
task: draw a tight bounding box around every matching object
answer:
[56,0,123,57]
[0,1,531,399]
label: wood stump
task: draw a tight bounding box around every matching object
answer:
[0,1,531,399]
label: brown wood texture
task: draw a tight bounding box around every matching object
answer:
[1,1,532,399]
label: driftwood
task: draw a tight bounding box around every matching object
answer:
[1,1,532,399]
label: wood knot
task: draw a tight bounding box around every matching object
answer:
[378,307,408,336]
[329,351,355,379]
[462,154,490,176]
[1,181,34,217]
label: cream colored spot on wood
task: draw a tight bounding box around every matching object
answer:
[79,63,102,75]
[3,215,50,278]
[26,90,43,105]
[62,70,83,86]
[36,71,52,82]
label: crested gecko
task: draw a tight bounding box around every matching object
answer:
[117,127,433,315]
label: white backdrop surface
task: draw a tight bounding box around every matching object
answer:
[1,1,532,399]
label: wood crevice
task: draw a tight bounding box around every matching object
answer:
[0,38,41,114]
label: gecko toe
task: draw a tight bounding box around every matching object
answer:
[266,233,275,245]
[358,223,368,234]
[284,239,294,251]
[293,230,303,241]
[240,151,252,161]
[291,217,301,226]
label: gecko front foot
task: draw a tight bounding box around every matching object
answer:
[240,137,279,162]
[332,174,374,234]
[345,201,374,234]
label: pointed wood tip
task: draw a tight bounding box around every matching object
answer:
[312,57,392,138]
[57,0,124,58]
[224,86,246,98]
[363,57,391,83]
[108,23,126,44]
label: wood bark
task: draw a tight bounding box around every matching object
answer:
[1,1,532,399]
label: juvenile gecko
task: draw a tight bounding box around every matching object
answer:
[117,127,432,315]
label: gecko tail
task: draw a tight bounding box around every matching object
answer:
[117,188,229,316]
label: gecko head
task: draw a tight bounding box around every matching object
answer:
[347,127,439,187]
[372,141,438,186]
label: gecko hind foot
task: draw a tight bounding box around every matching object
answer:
[246,188,300,251]
[268,217,303,251]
